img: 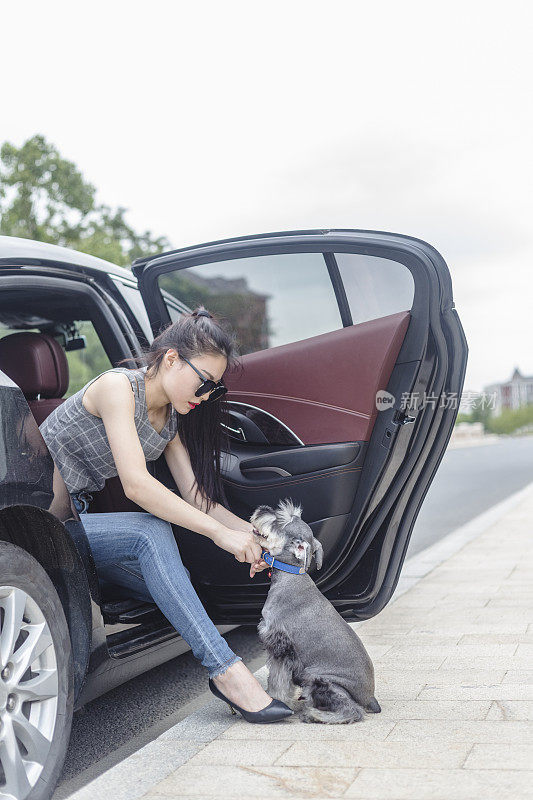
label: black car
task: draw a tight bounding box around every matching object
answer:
[0,229,468,799]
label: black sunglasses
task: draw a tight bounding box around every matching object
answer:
[180,356,227,402]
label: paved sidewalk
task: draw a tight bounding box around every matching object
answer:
[68,482,533,800]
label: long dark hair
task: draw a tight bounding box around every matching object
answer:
[118,306,242,512]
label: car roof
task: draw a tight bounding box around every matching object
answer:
[0,235,135,281]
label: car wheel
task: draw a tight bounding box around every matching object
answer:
[0,541,74,800]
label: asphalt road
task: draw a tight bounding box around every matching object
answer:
[405,435,533,556]
[53,435,533,799]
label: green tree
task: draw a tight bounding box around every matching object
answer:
[468,402,493,430]
[0,134,169,266]
[485,404,533,435]
[456,403,533,435]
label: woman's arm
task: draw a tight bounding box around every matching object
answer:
[91,373,262,565]
[163,434,269,575]
[201,499,254,532]
[163,435,254,531]
[196,496,269,577]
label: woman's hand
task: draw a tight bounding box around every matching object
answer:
[212,526,269,577]
[249,557,269,578]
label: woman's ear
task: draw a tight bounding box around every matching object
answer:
[165,347,179,368]
[311,536,323,570]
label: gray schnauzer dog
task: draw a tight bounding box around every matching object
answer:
[251,498,381,724]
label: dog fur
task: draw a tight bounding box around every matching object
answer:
[251,498,381,724]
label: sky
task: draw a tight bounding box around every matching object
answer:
[2,0,532,395]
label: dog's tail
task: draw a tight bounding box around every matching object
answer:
[300,678,367,724]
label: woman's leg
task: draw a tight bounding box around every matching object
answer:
[97,555,193,604]
[79,510,242,679]
[96,558,158,604]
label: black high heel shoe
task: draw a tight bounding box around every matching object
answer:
[208,678,294,723]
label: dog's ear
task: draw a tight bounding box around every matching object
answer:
[311,536,323,570]
[250,505,288,554]
[250,505,277,539]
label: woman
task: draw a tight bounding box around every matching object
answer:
[38,306,293,723]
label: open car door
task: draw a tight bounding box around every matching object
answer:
[132,229,468,623]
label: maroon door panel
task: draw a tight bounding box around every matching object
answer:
[225,310,410,444]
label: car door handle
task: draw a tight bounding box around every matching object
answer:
[220,421,247,441]
[240,466,292,478]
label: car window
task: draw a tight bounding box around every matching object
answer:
[0,325,40,340]
[0,321,112,398]
[110,279,154,344]
[64,321,112,396]
[158,252,343,356]
[334,253,415,324]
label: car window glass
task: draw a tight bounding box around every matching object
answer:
[0,321,112,398]
[158,252,342,355]
[65,321,112,396]
[164,302,180,323]
[111,280,153,343]
[161,291,188,323]
[335,253,415,323]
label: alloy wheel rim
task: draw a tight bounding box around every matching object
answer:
[0,585,59,800]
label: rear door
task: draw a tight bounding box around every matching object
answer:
[133,229,468,622]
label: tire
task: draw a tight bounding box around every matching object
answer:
[0,541,74,800]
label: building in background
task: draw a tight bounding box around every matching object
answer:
[484,367,533,415]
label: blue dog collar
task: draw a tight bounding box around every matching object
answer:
[261,550,306,575]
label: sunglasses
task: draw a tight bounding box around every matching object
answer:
[180,355,228,402]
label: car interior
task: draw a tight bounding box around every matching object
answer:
[0,280,176,642]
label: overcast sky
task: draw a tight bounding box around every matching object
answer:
[3,0,532,394]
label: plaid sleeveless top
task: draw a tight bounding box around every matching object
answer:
[38,366,179,494]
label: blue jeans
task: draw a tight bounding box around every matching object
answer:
[71,492,242,679]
